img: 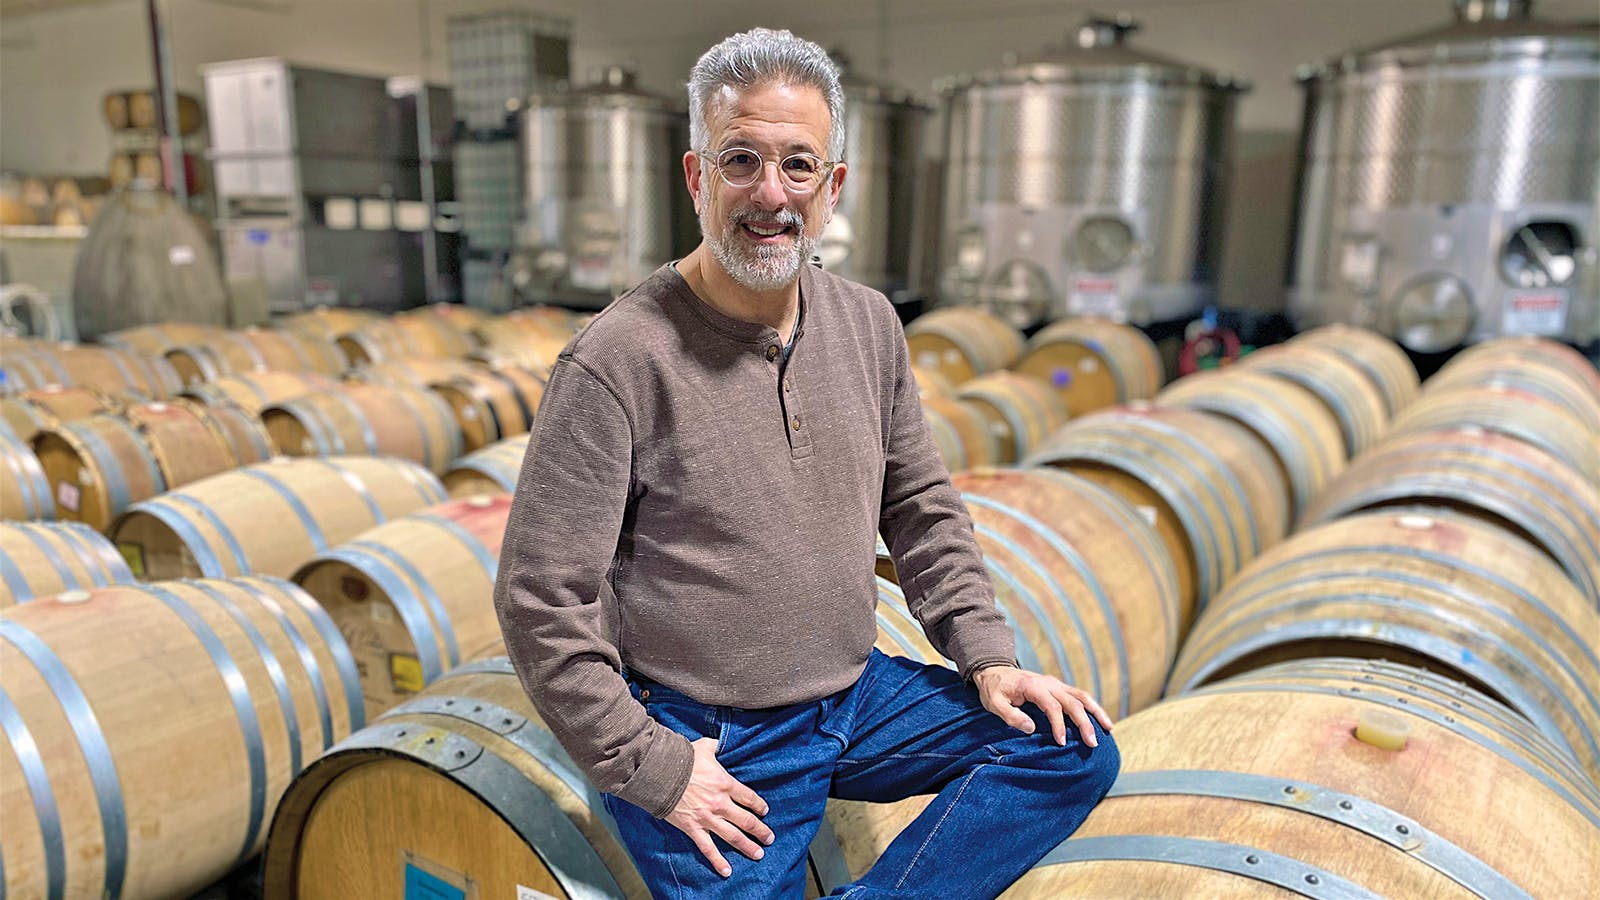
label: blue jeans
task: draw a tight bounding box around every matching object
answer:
[602,650,1120,899]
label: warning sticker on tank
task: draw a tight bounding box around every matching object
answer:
[1501,291,1567,336]
[1068,279,1120,318]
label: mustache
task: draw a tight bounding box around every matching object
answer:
[726,206,805,229]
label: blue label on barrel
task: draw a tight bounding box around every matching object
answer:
[247,230,270,245]
[1052,368,1073,388]
[404,863,466,900]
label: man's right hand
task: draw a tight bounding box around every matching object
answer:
[664,737,774,877]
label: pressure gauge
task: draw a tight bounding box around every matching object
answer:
[1501,222,1579,289]
[981,259,1054,329]
[1391,275,1474,353]
[1071,216,1136,273]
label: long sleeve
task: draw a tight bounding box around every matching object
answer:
[877,321,1018,678]
[493,356,694,817]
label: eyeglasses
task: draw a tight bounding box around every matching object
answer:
[701,146,839,193]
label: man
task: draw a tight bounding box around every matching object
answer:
[494,28,1118,898]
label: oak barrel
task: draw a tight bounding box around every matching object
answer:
[442,435,530,497]
[1027,404,1291,620]
[0,420,53,520]
[108,456,447,580]
[1170,510,1600,781]
[1292,324,1419,417]
[1001,658,1600,898]
[262,382,462,474]
[1238,342,1388,456]
[1156,369,1346,515]
[1015,317,1164,415]
[433,366,549,452]
[0,520,132,605]
[955,372,1071,465]
[0,576,363,899]
[1300,428,1600,601]
[1388,383,1598,482]
[1,386,121,443]
[166,328,347,386]
[275,307,383,343]
[904,307,1025,385]
[183,370,343,417]
[292,494,513,719]
[920,395,1001,470]
[100,321,230,357]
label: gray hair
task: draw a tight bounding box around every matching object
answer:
[688,28,846,162]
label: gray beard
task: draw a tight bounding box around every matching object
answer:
[702,207,818,292]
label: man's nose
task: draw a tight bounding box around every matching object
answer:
[749,160,788,209]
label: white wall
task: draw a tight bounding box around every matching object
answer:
[2,0,1594,309]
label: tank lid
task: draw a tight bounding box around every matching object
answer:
[1301,0,1598,78]
[953,14,1248,92]
[522,64,684,113]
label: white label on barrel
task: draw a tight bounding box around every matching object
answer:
[943,349,961,365]
[917,351,940,370]
[168,245,196,266]
[1078,357,1100,374]
[462,407,478,421]
[517,888,559,900]
[371,602,394,624]
[57,481,80,512]
[301,437,315,454]
[77,466,93,486]
[1136,505,1158,527]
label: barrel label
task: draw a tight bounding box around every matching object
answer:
[403,859,468,900]
[390,653,426,694]
[56,481,80,512]
[517,887,559,900]
[117,542,146,577]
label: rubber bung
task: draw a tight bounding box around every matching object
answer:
[1355,708,1411,751]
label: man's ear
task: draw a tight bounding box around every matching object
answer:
[683,150,704,214]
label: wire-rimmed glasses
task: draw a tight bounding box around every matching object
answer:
[701,146,839,193]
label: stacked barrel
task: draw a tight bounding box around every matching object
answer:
[905,309,1164,469]
[0,301,587,899]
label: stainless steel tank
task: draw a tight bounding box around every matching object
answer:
[933,15,1246,328]
[508,66,694,307]
[1288,0,1600,352]
[816,55,930,299]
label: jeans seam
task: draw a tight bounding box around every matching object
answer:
[894,763,983,890]
[836,752,964,767]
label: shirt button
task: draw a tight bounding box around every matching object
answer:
[766,345,780,361]
[640,689,650,700]
[791,416,801,431]
[784,378,793,393]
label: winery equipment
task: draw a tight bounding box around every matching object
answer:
[1287,0,1600,351]
[933,15,1246,328]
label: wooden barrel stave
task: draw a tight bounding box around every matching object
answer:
[1292,324,1419,417]
[956,373,1070,465]
[263,383,462,474]
[32,416,166,531]
[1,387,121,443]
[0,577,362,900]
[920,395,1001,470]
[904,307,1025,385]
[183,371,344,418]
[1015,317,1164,415]
[433,366,548,452]
[108,456,447,580]
[0,421,54,521]
[1387,384,1598,481]
[1239,343,1388,456]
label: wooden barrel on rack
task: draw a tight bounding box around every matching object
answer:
[1026,404,1291,621]
[0,420,53,521]
[275,307,383,343]
[1388,384,1598,481]
[1156,369,1346,516]
[262,383,462,474]
[258,657,649,900]
[472,307,581,369]
[920,395,1002,470]
[122,89,206,134]
[0,386,120,443]
[1170,510,1600,781]
[102,90,131,129]
[1300,428,1600,601]
[292,495,512,719]
[999,658,1600,898]
[406,303,488,342]
[166,328,347,386]
[442,435,529,497]
[955,372,1071,465]
[2,343,180,399]
[183,370,343,417]
[348,358,485,390]
[953,468,1183,716]
[108,456,447,580]
[1014,318,1165,416]
[1425,338,1600,434]
[904,307,1025,385]
[921,403,969,472]
[1292,324,1419,417]
[1238,342,1388,456]
[431,366,549,453]
[0,576,364,900]
[100,322,230,357]
[31,400,269,532]
[337,316,475,368]
[0,520,132,605]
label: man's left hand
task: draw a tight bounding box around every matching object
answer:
[972,665,1114,748]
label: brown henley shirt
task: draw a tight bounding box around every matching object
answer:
[493,262,1016,817]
